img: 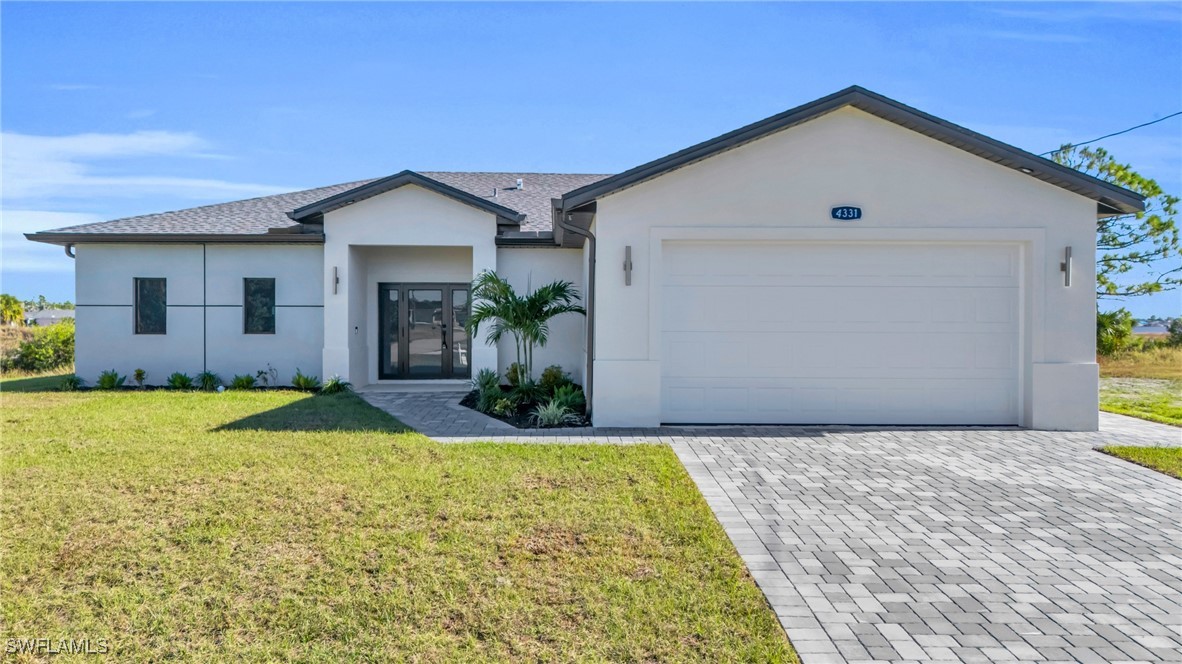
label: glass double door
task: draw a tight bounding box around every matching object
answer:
[379,283,471,379]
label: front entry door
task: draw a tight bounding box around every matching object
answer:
[379,283,471,379]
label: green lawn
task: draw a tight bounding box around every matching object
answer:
[1099,378,1182,427]
[1102,446,1182,479]
[0,388,794,662]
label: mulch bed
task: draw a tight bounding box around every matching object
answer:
[459,389,590,429]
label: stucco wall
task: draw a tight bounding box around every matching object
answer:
[320,184,498,385]
[73,243,323,385]
[590,107,1099,429]
[494,247,586,384]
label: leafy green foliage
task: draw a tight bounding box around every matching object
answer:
[506,362,523,387]
[229,374,257,390]
[95,370,126,390]
[539,365,572,395]
[530,400,579,427]
[58,375,84,392]
[133,368,147,387]
[472,368,502,413]
[4,319,74,372]
[291,369,321,391]
[166,372,194,390]
[510,379,545,407]
[550,384,586,412]
[467,271,585,382]
[1053,145,1179,297]
[196,371,222,391]
[0,294,24,325]
[19,295,73,312]
[492,397,517,416]
[1097,308,1135,356]
[319,375,353,395]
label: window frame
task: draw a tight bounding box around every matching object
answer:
[243,277,277,335]
[133,277,167,335]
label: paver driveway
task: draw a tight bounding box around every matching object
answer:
[674,426,1182,664]
[360,389,1181,663]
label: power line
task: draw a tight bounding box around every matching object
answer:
[1040,110,1182,156]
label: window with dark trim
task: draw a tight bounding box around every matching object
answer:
[134,278,167,335]
[244,278,276,334]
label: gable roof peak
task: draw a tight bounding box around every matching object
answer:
[560,85,1144,215]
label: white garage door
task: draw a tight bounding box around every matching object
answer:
[660,241,1020,425]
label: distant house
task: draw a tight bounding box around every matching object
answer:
[26,309,75,327]
[1132,324,1170,339]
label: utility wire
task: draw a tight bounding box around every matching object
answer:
[1040,110,1182,156]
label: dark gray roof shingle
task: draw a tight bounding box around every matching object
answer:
[36,172,610,237]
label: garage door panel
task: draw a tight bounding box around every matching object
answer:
[660,241,1020,425]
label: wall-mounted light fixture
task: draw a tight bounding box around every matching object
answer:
[624,246,633,286]
[333,266,340,294]
[1060,246,1072,287]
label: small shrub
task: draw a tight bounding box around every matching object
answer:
[492,397,517,416]
[319,375,353,395]
[472,368,501,413]
[291,369,321,391]
[531,400,579,427]
[1097,308,1135,356]
[58,375,84,391]
[506,362,523,387]
[539,365,572,395]
[229,374,257,390]
[133,368,147,387]
[166,372,194,389]
[550,383,586,411]
[510,379,545,407]
[1169,319,1182,347]
[95,369,126,390]
[8,319,74,372]
[196,370,222,391]
[256,364,279,387]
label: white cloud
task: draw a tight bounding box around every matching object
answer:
[984,31,1088,44]
[1,130,291,201]
[48,83,100,91]
[1,210,99,274]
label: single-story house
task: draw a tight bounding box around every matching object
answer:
[25,308,76,327]
[27,86,1144,430]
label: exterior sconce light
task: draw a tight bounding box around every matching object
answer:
[624,246,633,286]
[1060,246,1072,287]
[333,266,340,294]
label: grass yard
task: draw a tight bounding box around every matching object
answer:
[1099,345,1182,380]
[0,387,795,662]
[1099,378,1182,427]
[1101,446,1182,479]
[1099,346,1182,427]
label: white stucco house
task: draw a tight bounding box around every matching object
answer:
[28,87,1144,430]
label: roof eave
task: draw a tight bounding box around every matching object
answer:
[287,169,527,224]
[24,232,326,246]
[559,85,1145,215]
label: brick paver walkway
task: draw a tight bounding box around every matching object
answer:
[359,388,1181,663]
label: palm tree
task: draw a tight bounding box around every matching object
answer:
[0,294,24,326]
[466,271,585,382]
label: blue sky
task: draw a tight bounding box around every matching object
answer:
[3,2,1180,317]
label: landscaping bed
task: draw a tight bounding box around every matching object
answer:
[460,387,590,429]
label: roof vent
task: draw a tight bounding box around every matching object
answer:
[516,178,524,190]
[492,188,498,198]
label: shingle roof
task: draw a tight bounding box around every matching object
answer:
[30,172,610,240]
